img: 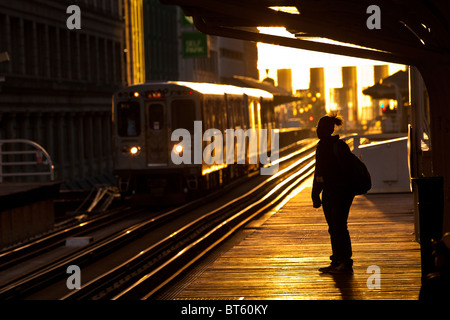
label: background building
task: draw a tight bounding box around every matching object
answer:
[143,0,178,81]
[129,0,259,84]
[0,0,125,188]
[0,0,258,189]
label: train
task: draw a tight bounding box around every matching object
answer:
[112,81,280,204]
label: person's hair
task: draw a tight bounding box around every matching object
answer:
[327,112,344,127]
[316,112,344,139]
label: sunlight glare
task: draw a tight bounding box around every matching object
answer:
[257,27,406,115]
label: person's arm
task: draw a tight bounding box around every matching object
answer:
[312,144,324,208]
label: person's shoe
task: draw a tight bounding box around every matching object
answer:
[328,262,353,275]
[318,264,337,273]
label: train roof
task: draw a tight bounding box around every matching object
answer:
[121,81,274,99]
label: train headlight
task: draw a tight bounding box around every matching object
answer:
[130,146,140,155]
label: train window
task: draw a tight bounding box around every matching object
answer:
[171,99,195,132]
[148,103,164,130]
[117,101,140,137]
[215,99,226,132]
[248,100,256,129]
[203,98,213,130]
[203,98,224,131]
[231,97,244,129]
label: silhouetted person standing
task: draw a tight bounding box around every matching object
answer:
[312,113,355,274]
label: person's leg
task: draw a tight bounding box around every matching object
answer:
[320,191,354,273]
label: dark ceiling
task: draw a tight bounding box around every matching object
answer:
[160,0,450,67]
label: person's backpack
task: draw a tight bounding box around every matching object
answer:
[334,141,372,195]
[348,152,372,195]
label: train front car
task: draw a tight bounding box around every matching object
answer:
[113,82,201,204]
[112,81,274,205]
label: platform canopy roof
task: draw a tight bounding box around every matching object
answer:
[160,0,450,67]
[363,70,409,100]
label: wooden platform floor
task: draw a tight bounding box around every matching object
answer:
[172,178,422,300]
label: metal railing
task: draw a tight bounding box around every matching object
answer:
[0,139,55,183]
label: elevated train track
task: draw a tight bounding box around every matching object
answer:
[0,139,317,300]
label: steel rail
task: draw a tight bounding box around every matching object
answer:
[0,197,213,299]
[0,140,317,299]
[116,159,316,299]
[61,148,316,300]
[0,205,137,271]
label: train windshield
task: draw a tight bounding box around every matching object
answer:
[148,103,164,130]
[171,99,196,132]
[117,101,141,137]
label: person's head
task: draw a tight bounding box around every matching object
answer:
[316,113,343,140]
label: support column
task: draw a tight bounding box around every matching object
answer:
[0,113,3,139]
[95,113,103,174]
[77,113,85,178]
[85,34,91,82]
[33,112,43,182]
[18,18,26,75]
[31,21,38,77]
[74,32,81,81]
[342,66,358,124]
[3,15,12,74]
[5,113,17,180]
[93,36,100,83]
[43,25,51,78]
[6,112,17,139]
[112,40,117,84]
[103,112,113,172]
[55,113,65,181]
[417,64,450,234]
[55,28,62,80]
[20,112,30,139]
[310,67,326,121]
[65,29,72,80]
[33,112,43,145]
[373,65,389,119]
[68,112,76,180]
[104,39,110,82]
[85,112,95,177]
[45,113,55,178]
[21,113,31,181]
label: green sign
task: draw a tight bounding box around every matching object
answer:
[182,32,208,58]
